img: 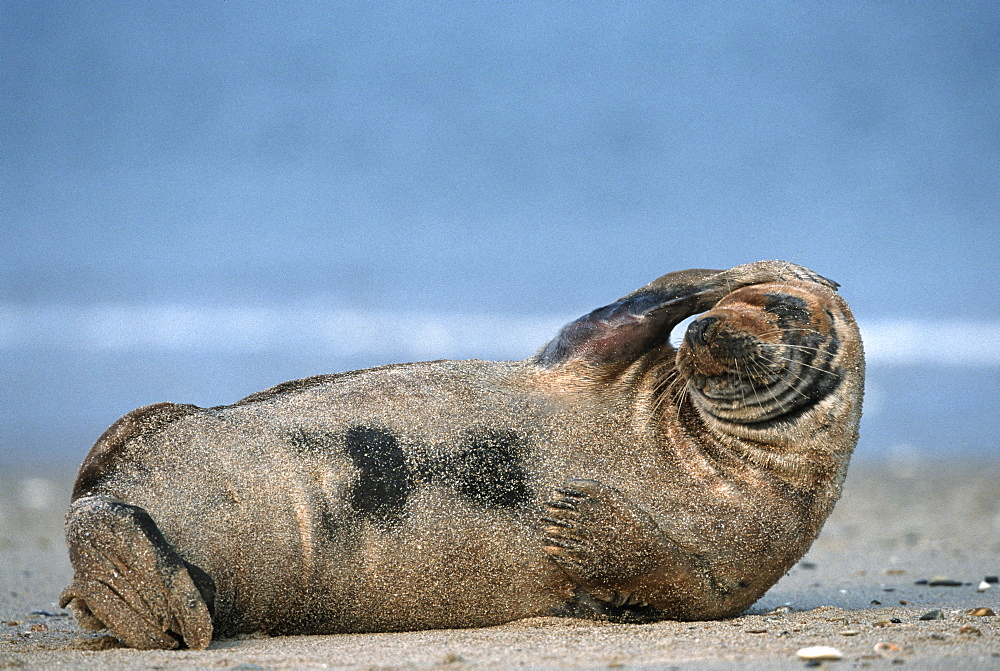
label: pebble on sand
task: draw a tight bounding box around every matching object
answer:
[918,610,944,620]
[796,646,844,661]
[927,576,963,586]
[874,642,902,654]
[965,607,995,617]
[977,581,991,592]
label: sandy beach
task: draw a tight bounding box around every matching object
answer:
[1,460,997,670]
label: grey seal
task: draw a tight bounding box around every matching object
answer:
[61,260,864,649]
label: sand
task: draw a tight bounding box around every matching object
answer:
[1,461,997,670]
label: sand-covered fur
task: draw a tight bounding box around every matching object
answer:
[61,260,864,649]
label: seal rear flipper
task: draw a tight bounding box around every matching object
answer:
[541,479,733,620]
[60,495,214,650]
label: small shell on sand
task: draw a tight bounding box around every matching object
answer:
[874,642,901,654]
[966,607,995,616]
[796,646,844,661]
[976,581,990,592]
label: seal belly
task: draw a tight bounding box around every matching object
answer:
[90,376,571,637]
[266,418,571,633]
[291,489,567,633]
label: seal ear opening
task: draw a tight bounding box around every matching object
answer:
[60,495,214,650]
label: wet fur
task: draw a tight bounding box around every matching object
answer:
[61,261,864,648]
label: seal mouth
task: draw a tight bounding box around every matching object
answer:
[676,285,843,427]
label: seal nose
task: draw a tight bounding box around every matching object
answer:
[686,316,718,347]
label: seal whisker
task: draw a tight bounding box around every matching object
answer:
[764,343,822,354]
[664,378,690,428]
[762,351,833,376]
[753,324,826,339]
[649,365,685,422]
[653,374,689,430]
[731,355,763,413]
[745,352,812,400]
[748,354,785,412]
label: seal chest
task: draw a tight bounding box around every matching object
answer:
[61,261,864,648]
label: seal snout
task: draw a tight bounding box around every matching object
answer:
[683,311,766,368]
[685,316,718,347]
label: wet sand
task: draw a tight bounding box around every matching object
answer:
[1,460,997,669]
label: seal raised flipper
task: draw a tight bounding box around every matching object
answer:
[534,260,836,370]
[541,480,731,621]
[60,495,214,650]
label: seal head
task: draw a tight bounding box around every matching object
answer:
[679,281,846,433]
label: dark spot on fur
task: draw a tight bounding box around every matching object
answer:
[288,429,339,454]
[741,364,843,430]
[344,426,413,526]
[802,364,841,404]
[763,292,811,327]
[422,429,531,510]
[319,507,349,538]
[823,324,841,359]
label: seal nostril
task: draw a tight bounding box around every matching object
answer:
[687,316,718,346]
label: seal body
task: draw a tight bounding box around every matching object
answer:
[61,261,864,649]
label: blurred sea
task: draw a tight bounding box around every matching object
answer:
[2,304,997,466]
[4,3,997,474]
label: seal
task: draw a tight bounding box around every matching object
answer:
[60,260,864,649]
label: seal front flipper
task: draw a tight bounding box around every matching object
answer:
[60,495,214,650]
[533,260,837,369]
[542,480,729,620]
